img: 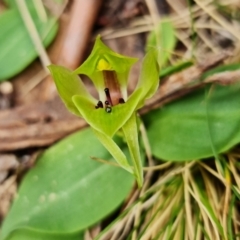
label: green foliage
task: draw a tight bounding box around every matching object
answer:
[160,60,194,78]
[0,129,134,240]
[0,3,58,81]
[145,82,240,161]
[146,18,176,67]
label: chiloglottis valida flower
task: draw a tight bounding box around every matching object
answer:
[48,36,160,187]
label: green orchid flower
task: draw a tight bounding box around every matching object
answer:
[48,36,159,187]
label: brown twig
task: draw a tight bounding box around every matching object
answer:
[57,0,102,69]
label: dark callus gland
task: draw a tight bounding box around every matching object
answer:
[104,88,113,106]
[105,106,112,113]
[97,101,103,108]
[104,88,110,95]
[95,101,103,109]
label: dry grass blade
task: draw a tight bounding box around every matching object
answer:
[183,166,194,239]
[194,0,240,41]
[15,0,51,70]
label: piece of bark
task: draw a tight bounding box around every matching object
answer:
[0,154,19,183]
[204,70,240,85]
[0,97,86,152]
[0,175,17,218]
[0,154,19,172]
[0,82,14,110]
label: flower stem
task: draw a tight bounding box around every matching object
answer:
[122,113,143,188]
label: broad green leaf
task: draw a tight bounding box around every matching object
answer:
[3,229,84,240]
[0,8,58,81]
[48,65,96,116]
[144,82,240,161]
[72,88,143,137]
[146,18,176,67]
[0,128,134,240]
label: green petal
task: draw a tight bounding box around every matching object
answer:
[48,65,96,116]
[135,49,160,109]
[93,129,133,174]
[73,36,138,96]
[72,88,143,138]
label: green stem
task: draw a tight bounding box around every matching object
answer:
[122,113,143,188]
